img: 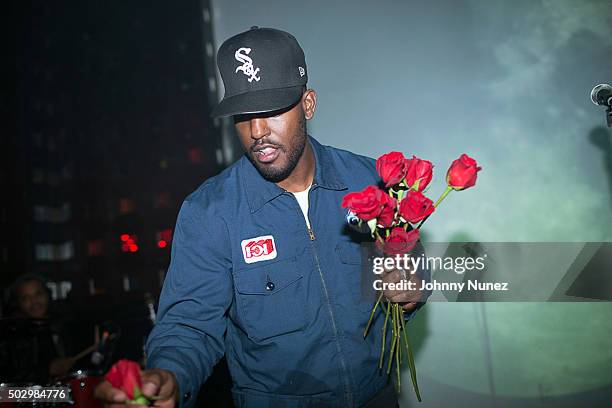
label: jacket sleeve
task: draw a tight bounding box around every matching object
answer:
[145,198,233,407]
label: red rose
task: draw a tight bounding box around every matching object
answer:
[105,359,142,400]
[376,152,407,187]
[446,154,481,191]
[399,191,435,224]
[378,227,420,256]
[341,185,387,221]
[404,156,433,191]
[377,193,397,228]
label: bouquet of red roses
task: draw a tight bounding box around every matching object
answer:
[341,152,481,399]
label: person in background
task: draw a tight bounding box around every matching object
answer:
[9,274,75,381]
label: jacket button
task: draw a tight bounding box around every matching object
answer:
[266,281,275,291]
[183,391,191,402]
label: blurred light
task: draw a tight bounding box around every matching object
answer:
[87,240,104,256]
[188,147,203,164]
[120,234,138,253]
[119,198,135,214]
[156,229,173,249]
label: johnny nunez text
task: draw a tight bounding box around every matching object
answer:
[373,279,509,292]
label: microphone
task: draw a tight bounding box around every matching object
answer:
[590,84,612,107]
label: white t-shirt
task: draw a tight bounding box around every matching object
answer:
[292,185,312,228]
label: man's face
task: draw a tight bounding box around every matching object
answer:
[17,280,49,319]
[234,92,311,182]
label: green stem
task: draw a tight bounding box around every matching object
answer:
[387,304,397,375]
[363,292,384,338]
[433,185,453,208]
[396,309,401,393]
[417,186,453,230]
[400,308,422,401]
[373,229,385,245]
[379,301,391,370]
[398,308,402,364]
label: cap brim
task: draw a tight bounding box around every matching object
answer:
[210,85,304,118]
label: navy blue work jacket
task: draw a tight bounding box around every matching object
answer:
[146,135,428,407]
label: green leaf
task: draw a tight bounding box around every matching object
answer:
[129,396,151,405]
[367,218,378,237]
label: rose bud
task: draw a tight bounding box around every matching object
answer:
[376,151,408,187]
[404,156,433,192]
[341,185,387,221]
[105,359,149,404]
[377,227,420,256]
[446,154,482,191]
[377,193,397,228]
[399,191,435,224]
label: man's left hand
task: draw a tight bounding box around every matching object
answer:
[380,263,424,312]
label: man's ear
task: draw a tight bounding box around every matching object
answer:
[302,89,317,120]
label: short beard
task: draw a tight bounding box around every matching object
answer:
[250,113,307,183]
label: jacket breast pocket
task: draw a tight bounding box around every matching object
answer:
[233,255,308,342]
[335,241,377,311]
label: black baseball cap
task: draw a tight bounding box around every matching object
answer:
[211,26,308,118]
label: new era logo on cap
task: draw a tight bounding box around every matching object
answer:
[241,235,277,264]
[212,26,308,118]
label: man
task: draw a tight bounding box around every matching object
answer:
[14,275,51,320]
[95,27,429,407]
[8,274,75,381]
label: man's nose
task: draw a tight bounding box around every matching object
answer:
[250,118,270,140]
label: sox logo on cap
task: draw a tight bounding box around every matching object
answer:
[234,47,260,82]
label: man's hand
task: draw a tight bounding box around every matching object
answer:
[380,262,424,313]
[94,368,179,407]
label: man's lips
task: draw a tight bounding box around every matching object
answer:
[252,144,280,163]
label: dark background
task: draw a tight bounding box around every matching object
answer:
[2,1,233,405]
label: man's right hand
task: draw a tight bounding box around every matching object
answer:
[94,368,179,407]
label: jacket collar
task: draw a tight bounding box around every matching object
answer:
[242,135,347,213]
